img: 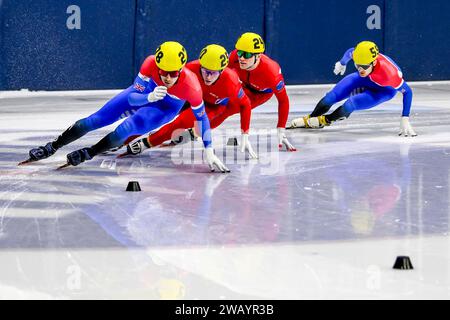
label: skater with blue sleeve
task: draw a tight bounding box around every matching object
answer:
[289,41,417,137]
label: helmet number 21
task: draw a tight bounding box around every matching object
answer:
[253,37,263,50]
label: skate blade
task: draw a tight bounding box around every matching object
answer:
[56,163,71,170]
[286,126,314,130]
[159,141,176,148]
[286,125,310,130]
[116,152,130,159]
[18,158,36,166]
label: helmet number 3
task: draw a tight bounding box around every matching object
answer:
[253,37,263,50]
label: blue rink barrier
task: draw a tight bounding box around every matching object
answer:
[265,0,384,84]
[0,0,449,90]
[384,0,450,81]
[0,0,136,90]
[134,0,265,76]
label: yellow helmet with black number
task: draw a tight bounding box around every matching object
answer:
[199,44,229,71]
[353,41,379,65]
[235,32,265,53]
[155,41,187,71]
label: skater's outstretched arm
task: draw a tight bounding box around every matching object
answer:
[339,48,355,66]
[190,102,229,172]
[397,82,417,137]
[334,48,355,76]
[398,82,413,117]
[208,91,251,133]
[272,78,296,151]
[190,101,212,149]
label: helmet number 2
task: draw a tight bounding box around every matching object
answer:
[253,37,263,50]
[179,51,186,65]
[220,54,227,68]
[199,48,207,59]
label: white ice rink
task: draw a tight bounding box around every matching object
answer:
[0,82,449,299]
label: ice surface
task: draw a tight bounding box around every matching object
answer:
[0,82,449,299]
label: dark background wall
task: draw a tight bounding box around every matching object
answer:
[384,0,450,82]
[0,0,135,90]
[0,0,449,90]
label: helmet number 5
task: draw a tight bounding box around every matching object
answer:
[370,46,379,58]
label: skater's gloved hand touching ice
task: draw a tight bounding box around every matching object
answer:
[205,148,230,173]
[240,133,258,159]
[398,117,417,137]
[277,128,297,151]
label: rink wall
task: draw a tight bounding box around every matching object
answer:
[0,0,136,90]
[0,0,449,90]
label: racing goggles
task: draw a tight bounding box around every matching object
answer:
[200,67,221,77]
[355,63,373,71]
[237,50,255,59]
[158,69,181,78]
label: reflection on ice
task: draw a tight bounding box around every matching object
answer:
[0,83,449,299]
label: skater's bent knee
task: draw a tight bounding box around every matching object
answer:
[80,116,103,131]
[323,91,338,105]
[115,115,148,139]
[343,100,356,114]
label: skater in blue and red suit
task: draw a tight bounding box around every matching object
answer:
[23,41,229,172]
[289,41,417,137]
[120,44,257,159]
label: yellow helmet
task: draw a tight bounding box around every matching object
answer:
[157,278,185,300]
[353,41,379,65]
[199,44,229,71]
[155,41,187,71]
[235,32,265,53]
